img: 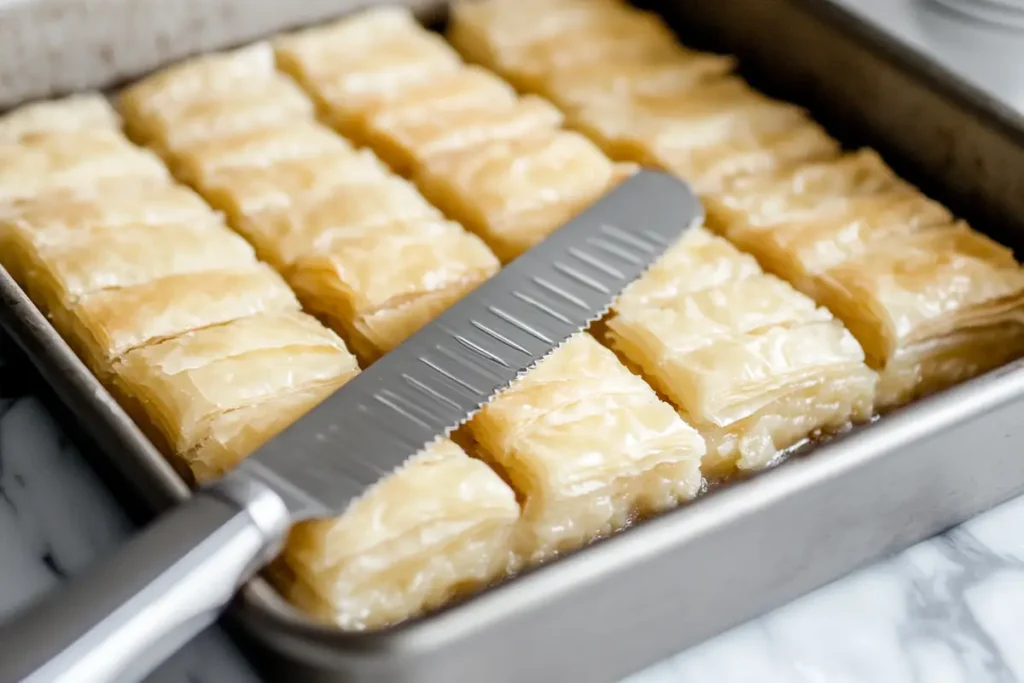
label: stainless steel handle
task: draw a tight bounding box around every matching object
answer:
[0,474,290,683]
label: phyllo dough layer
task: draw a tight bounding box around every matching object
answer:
[606,228,876,477]
[415,130,625,261]
[448,0,838,193]
[0,93,121,141]
[121,38,500,363]
[280,438,520,631]
[469,333,705,563]
[706,150,1024,409]
[276,6,627,262]
[112,311,359,479]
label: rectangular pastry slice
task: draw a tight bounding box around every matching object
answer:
[119,42,283,130]
[112,311,358,475]
[198,150,394,224]
[814,224,1024,408]
[0,93,121,140]
[339,65,520,144]
[469,333,705,563]
[274,7,463,137]
[0,129,170,202]
[51,264,300,375]
[279,438,519,631]
[534,56,736,112]
[119,42,314,154]
[0,180,217,237]
[288,219,499,362]
[567,77,809,165]
[172,120,355,189]
[3,217,256,315]
[645,120,842,194]
[448,0,691,91]
[360,92,564,176]
[606,228,876,477]
[414,129,621,261]
[230,174,446,271]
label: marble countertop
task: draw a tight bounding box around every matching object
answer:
[2,2,1024,682]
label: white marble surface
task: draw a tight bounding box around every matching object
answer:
[3,335,1024,683]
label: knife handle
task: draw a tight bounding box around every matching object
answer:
[0,475,290,683]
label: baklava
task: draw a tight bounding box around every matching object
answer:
[605,228,876,476]
[276,6,628,262]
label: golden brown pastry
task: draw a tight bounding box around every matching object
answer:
[0,180,217,237]
[448,0,691,91]
[172,120,355,188]
[52,265,301,376]
[229,174,446,271]
[0,129,170,202]
[112,311,358,471]
[198,149,394,224]
[3,217,256,315]
[360,93,564,176]
[274,6,463,136]
[288,219,499,362]
[118,42,314,154]
[339,64,520,143]
[0,93,121,140]
[606,228,876,476]
[279,438,519,631]
[469,333,705,563]
[815,223,1024,408]
[415,129,621,261]
[534,56,735,112]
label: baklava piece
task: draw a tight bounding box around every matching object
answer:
[277,12,564,178]
[0,93,121,141]
[118,42,313,154]
[448,0,711,93]
[288,218,498,362]
[704,149,952,295]
[605,228,876,477]
[814,224,1024,409]
[280,438,520,631]
[469,333,705,563]
[112,311,358,480]
[705,149,1024,408]
[274,6,464,138]
[122,44,501,363]
[415,129,623,261]
[171,120,354,190]
[450,0,837,191]
[0,128,170,202]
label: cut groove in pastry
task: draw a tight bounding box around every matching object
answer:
[468,333,705,563]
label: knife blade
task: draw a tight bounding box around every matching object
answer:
[0,170,701,683]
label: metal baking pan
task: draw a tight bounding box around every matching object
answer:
[3,0,1024,681]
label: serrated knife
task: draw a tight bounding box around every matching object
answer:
[0,170,701,683]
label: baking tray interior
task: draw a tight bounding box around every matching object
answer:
[3,1,1024,681]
